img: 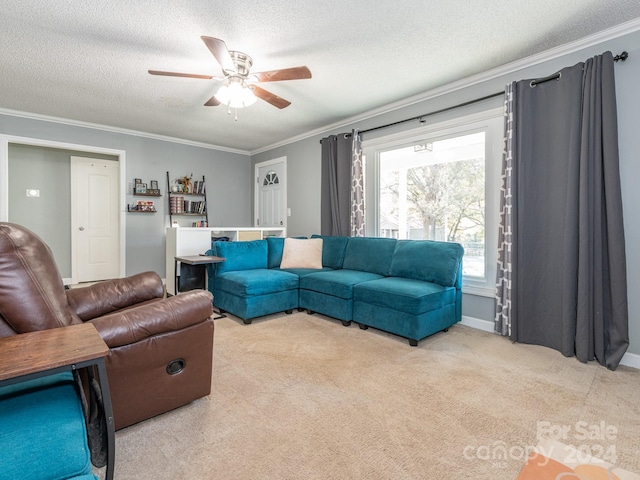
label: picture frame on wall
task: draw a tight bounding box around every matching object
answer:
[135,183,147,194]
[150,180,158,189]
[134,178,142,185]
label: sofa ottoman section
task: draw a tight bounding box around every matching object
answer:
[214,269,299,323]
[352,239,464,346]
[354,277,457,345]
[207,239,301,323]
[299,269,383,325]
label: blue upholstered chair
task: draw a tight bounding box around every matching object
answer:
[0,372,98,480]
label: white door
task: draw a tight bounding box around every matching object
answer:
[71,157,120,282]
[255,157,286,228]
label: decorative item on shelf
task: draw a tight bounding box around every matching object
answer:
[170,195,185,214]
[138,200,155,212]
[192,179,206,194]
[181,173,193,194]
[132,179,161,196]
[128,200,156,212]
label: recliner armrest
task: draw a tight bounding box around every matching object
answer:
[87,290,213,348]
[66,272,165,321]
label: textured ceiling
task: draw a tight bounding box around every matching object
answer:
[1,0,640,153]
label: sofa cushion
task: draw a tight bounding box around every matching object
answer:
[299,269,383,299]
[213,240,268,274]
[280,238,323,269]
[342,237,397,276]
[390,240,464,287]
[310,235,349,269]
[354,277,456,315]
[0,372,95,480]
[266,237,285,268]
[215,269,299,296]
[266,236,307,268]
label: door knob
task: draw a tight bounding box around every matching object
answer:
[79,226,85,231]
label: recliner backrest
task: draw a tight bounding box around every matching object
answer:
[0,223,81,335]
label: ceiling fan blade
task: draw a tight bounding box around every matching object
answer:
[204,95,221,107]
[148,70,213,80]
[201,36,235,73]
[252,86,291,109]
[252,66,312,83]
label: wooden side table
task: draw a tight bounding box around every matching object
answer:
[174,254,225,291]
[0,323,115,480]
[174,254,226,318]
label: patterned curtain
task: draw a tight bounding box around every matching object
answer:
[495,82,515,336]
[350,129,365,237]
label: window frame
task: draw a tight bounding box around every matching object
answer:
[363,107,503,297]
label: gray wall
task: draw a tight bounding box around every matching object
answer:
[1,113,252,277]
[252,29,640,355]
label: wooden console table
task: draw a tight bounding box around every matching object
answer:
[0,323,115,480]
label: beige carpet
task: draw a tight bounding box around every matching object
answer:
[107,312,640,479]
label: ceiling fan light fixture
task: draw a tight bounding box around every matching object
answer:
[214,78,257,108]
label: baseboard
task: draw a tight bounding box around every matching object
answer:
[460,315,495,333]
[619,351,640,370]
[460,315,639,370]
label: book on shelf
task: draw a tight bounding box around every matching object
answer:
[192,180,206,195]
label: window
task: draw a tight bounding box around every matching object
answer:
[263,171,279,186]
[364,108,503,296]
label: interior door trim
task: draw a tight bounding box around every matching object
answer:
[254,156,287,228]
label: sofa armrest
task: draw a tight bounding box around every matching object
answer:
[88,290,213,349]
[66,272,165,321]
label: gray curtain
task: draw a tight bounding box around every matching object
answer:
[321,133,352,236]
[508,51,628,370]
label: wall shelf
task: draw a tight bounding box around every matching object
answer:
[167,172,208,227]
[129,179,160,213]
[127,208,157,213]
[132,193,162,197]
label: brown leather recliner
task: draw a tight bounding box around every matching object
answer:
[0,222,214,430]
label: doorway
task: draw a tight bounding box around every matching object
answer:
[0,135,126,284]
[255,157,287,229]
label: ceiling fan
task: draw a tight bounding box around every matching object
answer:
[149,36,312,111]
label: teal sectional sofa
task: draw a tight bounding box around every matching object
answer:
[206,235,464,346]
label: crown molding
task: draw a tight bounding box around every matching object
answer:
[251,17,640,155]
[0,107,251,156]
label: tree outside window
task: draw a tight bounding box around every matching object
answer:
[379,132,485,277]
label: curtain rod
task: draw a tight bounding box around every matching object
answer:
[531,50,628,87]
[321,51,628,143]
